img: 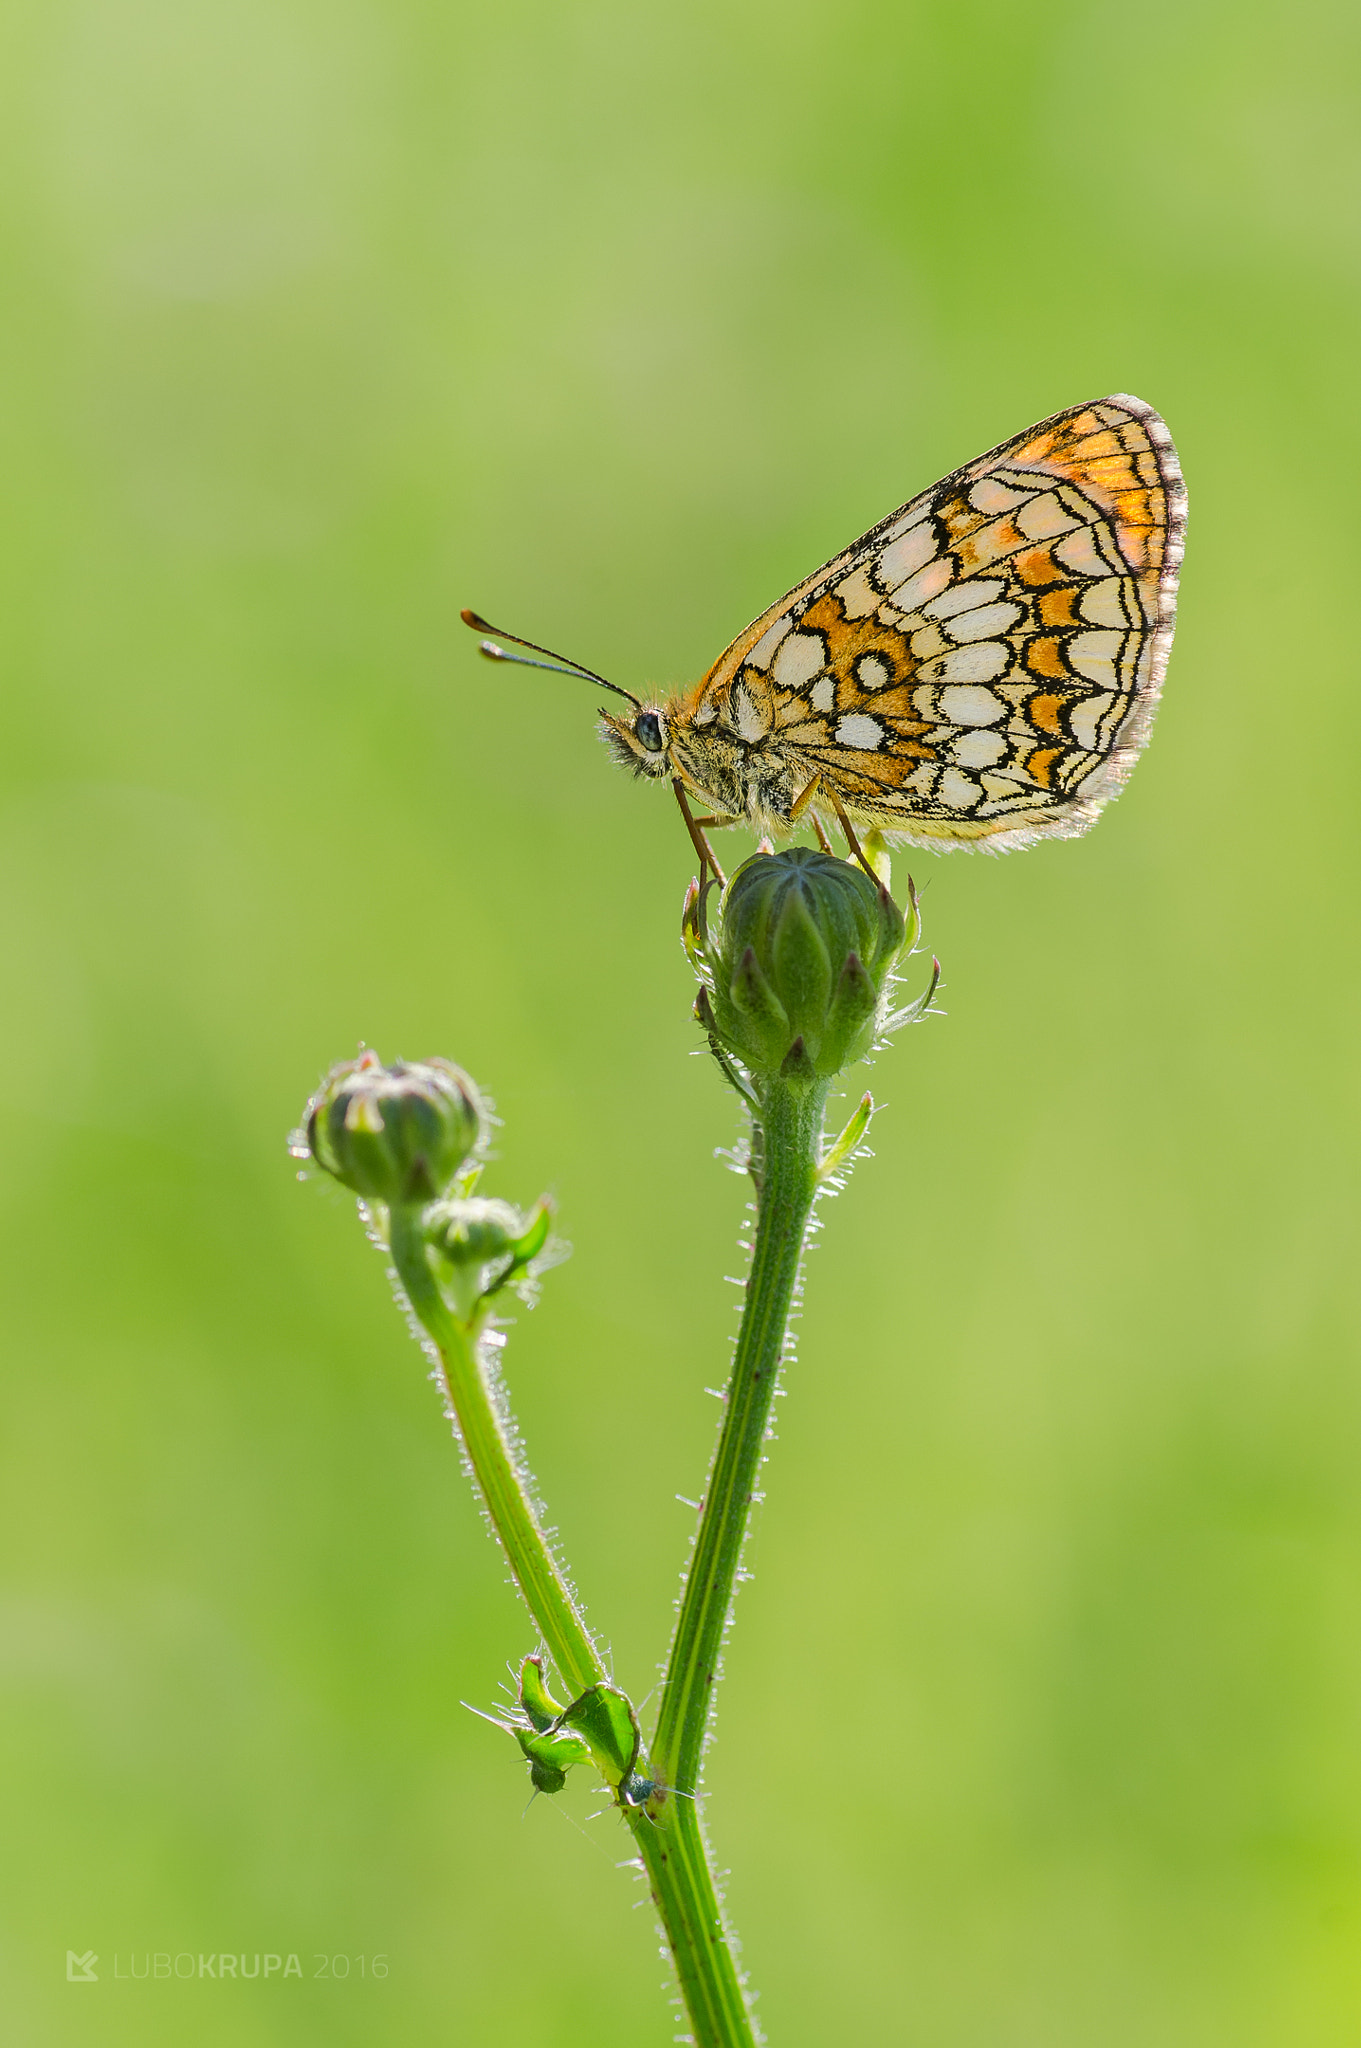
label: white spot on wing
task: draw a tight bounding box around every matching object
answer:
[854,653,892,690]
[834,565,882,619]
[1079,578,1132,628]
[924,576,1005,620]
[747,616,794,670]
[877,522,938,588]
[1053,527,1108,578]
[1069,692,1116,750]
[834,713,884,750]
[1067,630,1123,684]
[952,727,1009,767]
[939,684,1006,726]
[809,674,836,713]
[771,630,827,691]
[881,499,935,540]
[1016,493,1081,542]
[938,767,984,811]
[970,477,1035,514]
[944,600,1024,644]
[925,642,1010,684]
[890,556,954,614]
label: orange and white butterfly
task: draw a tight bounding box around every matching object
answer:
[465,395,1184,871]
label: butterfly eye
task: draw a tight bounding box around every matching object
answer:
[635,712,665,753]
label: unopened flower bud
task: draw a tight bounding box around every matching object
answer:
[305,1051,484,1205]
[428,1196,524,1266]
[424,1194,554,1320]
[695,848,913,1084]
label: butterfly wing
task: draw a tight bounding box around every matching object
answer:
[684,394,1185,848]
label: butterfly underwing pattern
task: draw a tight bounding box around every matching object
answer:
[600,394,1185,852]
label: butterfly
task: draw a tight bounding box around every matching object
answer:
[464,394,1185,882]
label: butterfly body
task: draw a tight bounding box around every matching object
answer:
[601,395,1185,852]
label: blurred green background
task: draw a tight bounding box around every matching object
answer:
[2,0,1359,2041]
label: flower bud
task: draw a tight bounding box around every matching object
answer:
[695,848,913,1083]
[424,1194,553,1319]
[305,1050,484,1205]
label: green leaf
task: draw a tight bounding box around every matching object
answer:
[515,1722,593,1794]
[883,955,942,1034]
[509,1201,552,1269]
[519,1654,565,1733]
[818,1092,874,1180]
[558,1684,641,1788]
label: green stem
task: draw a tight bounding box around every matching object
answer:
[625,1802,753,2047]
[388,1202,604,1700]
[653,1076,827,1797]
[387,1201,754,2047]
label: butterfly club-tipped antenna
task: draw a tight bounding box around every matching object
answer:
[460,608,641,711]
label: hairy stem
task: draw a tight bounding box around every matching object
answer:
[387,1201,755,2047]
[653,1077,827,1797]
[626,1802,754,2047]
[388,1202,604,1700]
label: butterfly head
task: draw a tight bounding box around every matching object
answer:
[599,703,673,779]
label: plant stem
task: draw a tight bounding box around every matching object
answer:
[653,1076,828,1798]
[625,1801,754,2047]
[387,1202,604,1700]
[387,1201,756,2047]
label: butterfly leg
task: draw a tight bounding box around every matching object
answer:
[827,789,881,884]
[785,770,839,860]
[789,773,822,821]
[672,779,727,889]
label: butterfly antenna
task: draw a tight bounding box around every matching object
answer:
[461,608,641,708]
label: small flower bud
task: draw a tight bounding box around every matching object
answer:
[423,1193,554,1320]
[305,1050,484,1205]
[696,848,911,1084]
[428,1196,526,1268]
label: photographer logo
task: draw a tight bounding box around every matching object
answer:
[64,1949,386,1983]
